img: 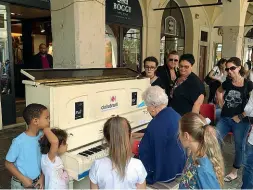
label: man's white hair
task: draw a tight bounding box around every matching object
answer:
[142,86,168,107]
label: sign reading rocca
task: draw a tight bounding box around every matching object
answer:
[106,0,143,27]
[1,0,50,9]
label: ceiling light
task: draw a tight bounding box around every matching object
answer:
[40,24,45,33]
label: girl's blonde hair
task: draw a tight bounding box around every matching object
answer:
[179,112,224,187]
[103,116,132,180]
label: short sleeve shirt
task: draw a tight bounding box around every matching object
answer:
[221,79,253,117]
[170,72,205,116]
[212,66,226,82]
[89,157,147,189]
[41,154,69,189]
[6,132,42,180]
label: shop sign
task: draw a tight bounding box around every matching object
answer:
[106,0,143,27]
[1,0,50,9]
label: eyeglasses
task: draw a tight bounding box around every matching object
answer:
[169,58,179,62]
[225,66,237,72]
[145,66,156,70]
[179,65,190,69]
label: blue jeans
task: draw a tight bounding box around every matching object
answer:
[242,143,253,189]
[215,108,221,123]
[216,117,251,169]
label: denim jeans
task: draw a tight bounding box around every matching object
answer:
[242,143,253,189]
[215,108,221,123]
[216,117,251,169]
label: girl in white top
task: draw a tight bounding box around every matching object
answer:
[40,128,69,189]
[89,116,147,189]
[208,58,227,103]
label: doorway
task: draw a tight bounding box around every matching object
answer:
[0,4,52,126]
[199,46,207,81]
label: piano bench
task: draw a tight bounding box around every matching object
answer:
[147,180,179,189]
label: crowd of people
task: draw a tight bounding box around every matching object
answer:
[4,50,253,189]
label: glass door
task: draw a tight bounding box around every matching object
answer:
[0,3,16,127]
[122,27,141,71]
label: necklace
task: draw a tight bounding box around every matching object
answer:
[232,76,244,86]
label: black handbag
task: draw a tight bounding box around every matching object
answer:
[204,69,218,85]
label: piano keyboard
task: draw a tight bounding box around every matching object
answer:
[61,144,108,181]
[61,127,147,181]
[78,145,108,160]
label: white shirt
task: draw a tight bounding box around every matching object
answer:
[212,66,226,82]
[41,154,69,189]
[89,157,147,189]
[244,91,253,145]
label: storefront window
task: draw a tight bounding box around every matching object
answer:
[214,43,222,64]
[160,0,185,65]
[105,25,141,71]
[0,4,11,95]
[160,36,184,66]
[123,28,141,71]
[105,25,118,68]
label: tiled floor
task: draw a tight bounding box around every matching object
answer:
[0,127,244,189]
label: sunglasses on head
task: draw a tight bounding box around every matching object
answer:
[225,66,237,72]
[169,58,179,62]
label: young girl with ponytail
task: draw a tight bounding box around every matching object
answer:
[178,112,224,189]
[89,116,147,189]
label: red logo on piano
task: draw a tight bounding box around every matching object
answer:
[111,96,116,102]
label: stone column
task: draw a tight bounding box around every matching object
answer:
[221,0,247,59]
[50,0,105,68]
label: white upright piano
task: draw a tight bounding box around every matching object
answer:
[21,68,152,188]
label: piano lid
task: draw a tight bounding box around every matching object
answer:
[21,68,143,86]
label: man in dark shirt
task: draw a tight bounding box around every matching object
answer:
[31,43,53,69]
[156,50,180,99]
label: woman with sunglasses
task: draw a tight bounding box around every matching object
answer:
[169,54,205,116]
[142,56,165,89]
[156,50,180,100]
[216,57,253,182]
